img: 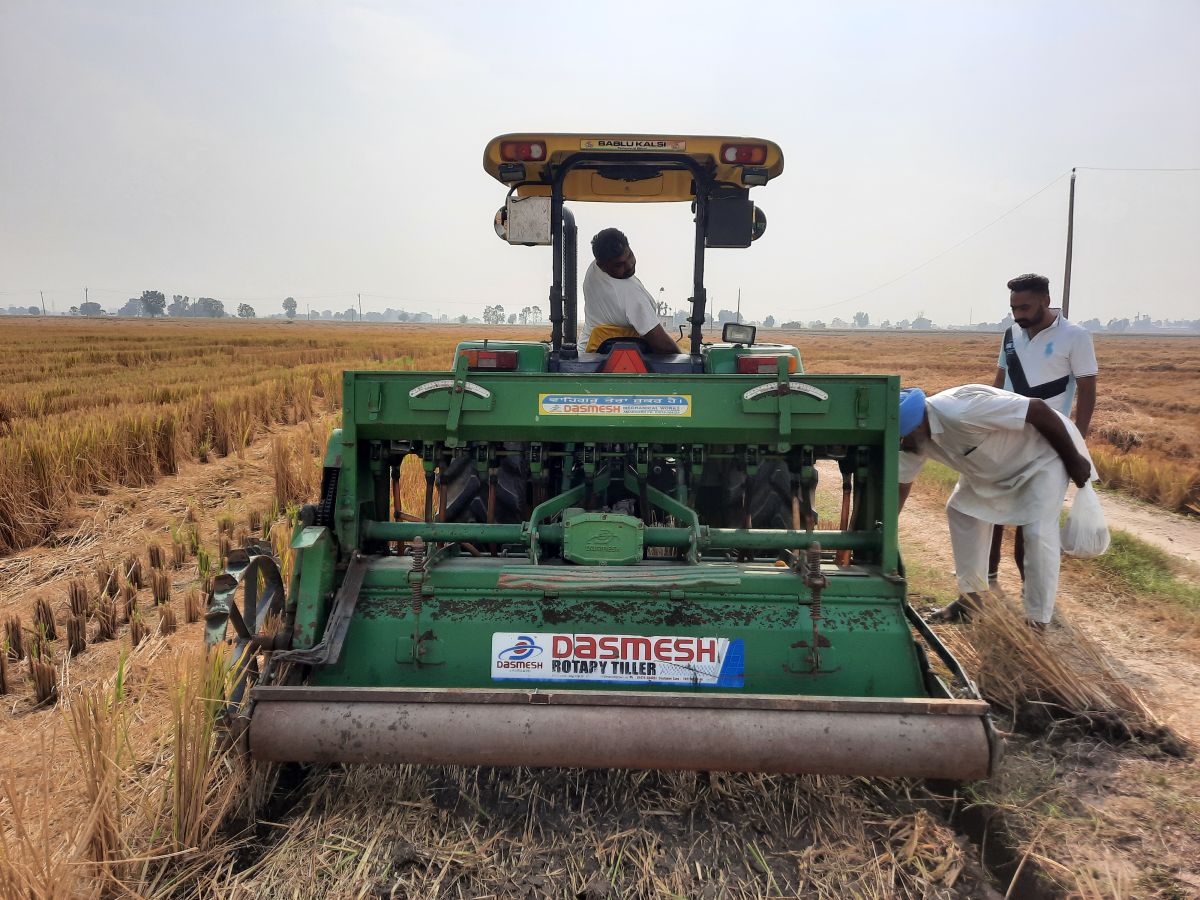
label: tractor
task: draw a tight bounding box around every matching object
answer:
[207,134,997,780]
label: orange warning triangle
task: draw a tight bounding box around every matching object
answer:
[602,348,648,373]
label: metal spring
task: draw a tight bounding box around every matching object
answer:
[410,537,426,618]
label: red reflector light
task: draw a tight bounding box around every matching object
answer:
[464,350,519,370]
[602,348,648,374]
[719,143,767,165]
[500,141,547,162]
[737,355,797,374]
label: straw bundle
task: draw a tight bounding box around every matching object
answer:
[33,598,57,642]
[123,553,146,589]
[182,524,201,556]
[66,615,87,656]
[247,509,262,533]
[29,653,57,705]
[95,596,118,642]
[158,605,177,636]
[66,685,125,880]
[120,580,137,623]
[947,599,1187,754]
[171,538,188,569]
[148,542,165,570]
[0,648,7,695]
[95,559,118,598]
[151,570,172,606]
[184,589,204,624]
[129,612,147,648]
[67,578,90,618]
[4,616,23,660]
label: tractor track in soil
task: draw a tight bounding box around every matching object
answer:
[2,418,1198,896]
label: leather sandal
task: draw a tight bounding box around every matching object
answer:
[928,597,978,624]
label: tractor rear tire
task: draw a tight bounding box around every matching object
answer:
[698,459,794,530]
[441,447,530,524]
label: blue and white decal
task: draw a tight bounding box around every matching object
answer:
[490,631,744,688]
[538,394,691,417]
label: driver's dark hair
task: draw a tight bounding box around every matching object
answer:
[592,228,629,263]
[1007,273,1051,296]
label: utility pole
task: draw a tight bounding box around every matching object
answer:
[357,293,362,322]
[736,288,741,324]
[39,291,46,316]
[1062,167,1076,319]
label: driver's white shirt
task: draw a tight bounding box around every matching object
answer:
[579,261,660,350]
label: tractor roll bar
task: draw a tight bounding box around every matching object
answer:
[548,153,714,358]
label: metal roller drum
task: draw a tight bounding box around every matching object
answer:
[250,687,993,781]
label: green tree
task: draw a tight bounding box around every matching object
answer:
[763,315,775,328]
[140,290,166,317]
[79,301,103,316]
[237,303,256,319]
[283,296,297,319]
[194,297,225,317]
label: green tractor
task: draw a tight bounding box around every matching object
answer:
[207,134,997,780]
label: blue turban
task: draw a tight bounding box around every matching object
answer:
[899,388,926,438]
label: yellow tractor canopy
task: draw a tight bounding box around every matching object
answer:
[483,133,784,202]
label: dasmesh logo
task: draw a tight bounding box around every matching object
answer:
[495,635,543,670]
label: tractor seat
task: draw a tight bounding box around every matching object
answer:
[552,340,700,373]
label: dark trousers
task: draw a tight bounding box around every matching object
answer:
[988,524,1026,581]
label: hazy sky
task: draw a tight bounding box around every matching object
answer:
[2,1,1198,325]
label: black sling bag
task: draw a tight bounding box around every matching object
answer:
[1003,326,1071,400]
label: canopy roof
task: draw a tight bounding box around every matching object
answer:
[483,133,784,202]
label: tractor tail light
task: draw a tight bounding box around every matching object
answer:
[500,141,547,162]
[719,143,767,165]
[737,355,797,374]
[464,350,519,370]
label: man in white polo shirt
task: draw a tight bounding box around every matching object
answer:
[988,273,1098,591]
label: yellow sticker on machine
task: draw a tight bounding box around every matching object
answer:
[538,394,691,417]
[580,138,687,152]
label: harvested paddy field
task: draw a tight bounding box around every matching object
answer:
[2,320,1198,897]
[779,329,1200,516]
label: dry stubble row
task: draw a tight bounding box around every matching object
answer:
[0,319,482,553]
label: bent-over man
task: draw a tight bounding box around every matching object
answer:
[989,273,1098,591]
[579,228,679,354]
[897,384,1094,627]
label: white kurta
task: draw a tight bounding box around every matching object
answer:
[899,384,1093,526]
[899,384,1096,623]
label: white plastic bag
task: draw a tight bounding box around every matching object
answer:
[1061,482,1110,558]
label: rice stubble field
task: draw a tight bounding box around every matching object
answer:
[1,318,1198,898]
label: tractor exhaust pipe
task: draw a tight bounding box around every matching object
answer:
[249,686,994,781]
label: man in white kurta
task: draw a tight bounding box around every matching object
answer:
[897,384,1095,624]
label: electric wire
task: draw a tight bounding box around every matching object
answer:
[788,165,1199,314]
[790,171,1071,313]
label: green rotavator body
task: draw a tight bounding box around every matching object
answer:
[208,134,996,781]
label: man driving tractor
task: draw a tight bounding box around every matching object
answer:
[579,227,681,354]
